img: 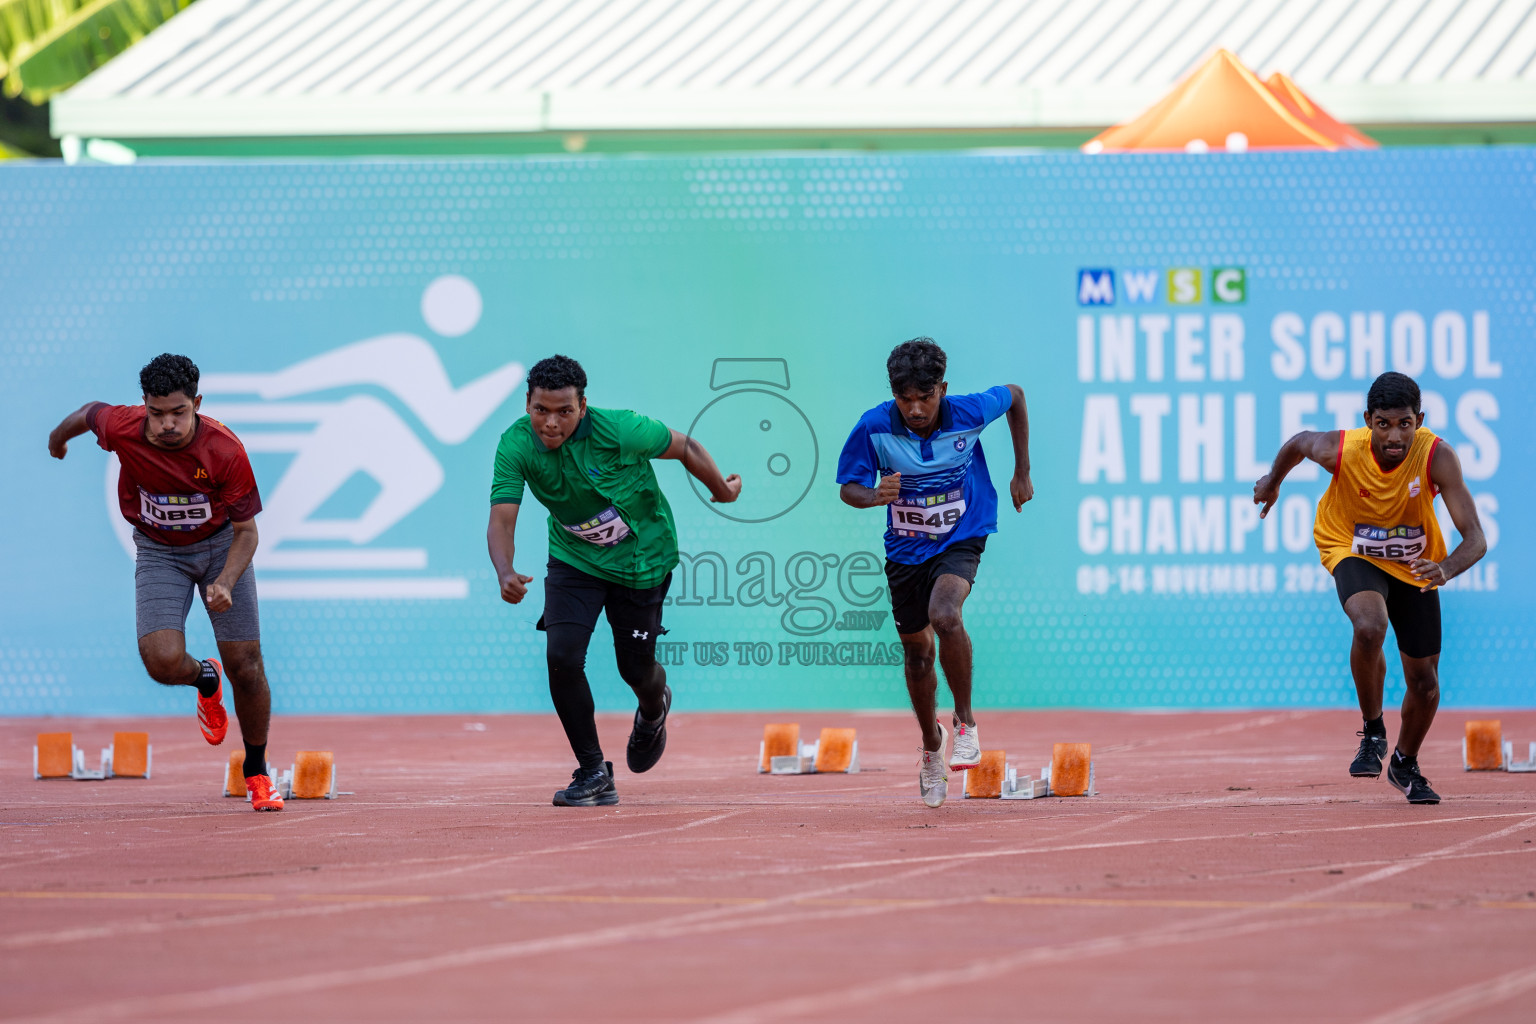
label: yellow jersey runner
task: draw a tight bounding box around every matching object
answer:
[1314,426,1447,588]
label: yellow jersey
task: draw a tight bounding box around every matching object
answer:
[1314,427,1447,586]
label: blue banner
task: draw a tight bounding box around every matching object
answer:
[1,150,1527,714]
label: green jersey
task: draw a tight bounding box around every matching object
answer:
[490,406,678,589]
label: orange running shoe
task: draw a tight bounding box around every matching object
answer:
[245,773,285,811]
[196,658,229,745]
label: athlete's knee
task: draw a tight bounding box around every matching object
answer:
[545,627,591,678]
[1403,663,1439,700]
[221,648,265,689]
[137,634,187,684]
[1350,617,1388,649]
[614,644,660,689]
[928,604,965,637]
[901,637,935,676]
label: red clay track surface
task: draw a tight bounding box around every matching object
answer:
[4,710,1536,1022]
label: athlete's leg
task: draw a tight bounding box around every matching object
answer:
[542,559,609,770]
[899,628,942,752]
[1343,590,1390,720]
[607,574,671,720]
[927,574,975,730]
[1387,579,1442,760]
[133,531,202,685]
[200,532,269,767]
[215,640,271,747]
[1396,654,1440,758]
[137,629,202,686]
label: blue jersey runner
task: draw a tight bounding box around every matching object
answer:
[836,386,1013,565]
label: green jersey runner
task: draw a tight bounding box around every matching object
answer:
[490,406,679,590]
[487,355,741,807]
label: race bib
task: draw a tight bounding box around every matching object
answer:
[1351,523,1426,562]
[889,488,967,539]
[563,506,632,547]
[138,488,213,532]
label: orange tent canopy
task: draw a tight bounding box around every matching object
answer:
[1264,71,1378,149]
[1084,50,1374,153]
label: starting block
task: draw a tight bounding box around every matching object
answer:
[963,750,1008,798]
[1462,721,1536,772]
[758,723,800,772]
[758,724,859,774]
[999,743,1096,799]
[1505,741,1536,772]
[1464,720,1504,771]
[288,750,337,799]
[222,749,339,799]
[107,732,151,778]
[34,731,151,780]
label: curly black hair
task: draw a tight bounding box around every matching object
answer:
[887,337,947,395]
[526,354,587,397]
[139,353,200,399]
[1366,371,1420,414]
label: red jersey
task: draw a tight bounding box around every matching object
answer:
[87,403,262,546]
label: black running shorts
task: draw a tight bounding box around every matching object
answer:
[883,537,986,636]
[537,556,671,647]
[1332,556,1442,659]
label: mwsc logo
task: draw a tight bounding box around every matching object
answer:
[1077,268,1247,306]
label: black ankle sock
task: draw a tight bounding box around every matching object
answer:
[1392,748,1415,767]
[1363,715,1386,738]
[194,660,220,699]
[242,742,267,779]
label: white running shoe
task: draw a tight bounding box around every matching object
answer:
[919,722,949,808]
[950,720,981,771]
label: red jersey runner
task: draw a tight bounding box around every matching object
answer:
[87,403,262,546]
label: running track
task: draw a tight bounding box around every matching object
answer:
[3,710,1535,1022]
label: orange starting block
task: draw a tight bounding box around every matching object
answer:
[1463,720,1536,773]
[34,731,150,780]
[963,750,1008,798]
[108,732,151,778]
[998,742,1096,799]
[758,724,859,774]
[758,723,800,772]
[222,749,339,799]
[289,751,337,799]
[1464,720,1503,770]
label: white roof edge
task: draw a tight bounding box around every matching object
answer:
[65,0,258,100]
[52,83,1536,139]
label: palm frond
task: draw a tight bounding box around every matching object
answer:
[2,0,193,103]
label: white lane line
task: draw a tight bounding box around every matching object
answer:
[1361,963,1536,1024]
[1,860,1016,1022]
[693,908,1358,1024]
[693,818,1536,1023]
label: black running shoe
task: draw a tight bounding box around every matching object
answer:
[626,684,671,774]
[553,761,618,806]
[1350,732,1389,777]
[1386,755,1441,804]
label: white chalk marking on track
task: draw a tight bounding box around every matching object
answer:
[1362,962,1536,1024]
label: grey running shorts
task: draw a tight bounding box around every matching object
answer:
[133,524,260,642]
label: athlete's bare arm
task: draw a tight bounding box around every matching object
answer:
[487,503,533,604]
[1411,442,1488,591]
[840,474,902,509]
[206,518,258,614]
[659,429,741,503]
[1253,429,1342,518]
[1005,384,1033,512]
[47,402,99,459]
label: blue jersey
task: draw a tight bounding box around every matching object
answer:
[836,386,1013,565]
